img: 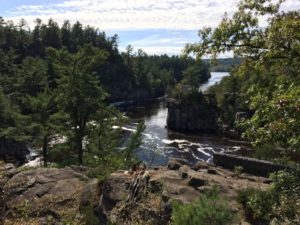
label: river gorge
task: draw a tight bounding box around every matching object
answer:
[121,72,252,167]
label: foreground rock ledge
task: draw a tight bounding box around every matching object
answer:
[0,160,269,225]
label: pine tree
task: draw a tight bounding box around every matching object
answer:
[47,45,109,165]
[25,86,67,166]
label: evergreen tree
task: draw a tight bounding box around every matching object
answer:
[25,86,66,166]
[41,19,61,49]
[61,20,72,50]
[86,106,124,167]
[31,18,44,57]
[47,45,109,164]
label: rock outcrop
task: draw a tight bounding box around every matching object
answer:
[167,95,219,133]
[0,159,270,225]
[1,165,95,224]
[0,138,29,164]
[96,159,269,225]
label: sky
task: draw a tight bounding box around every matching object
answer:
[1,0,299,56]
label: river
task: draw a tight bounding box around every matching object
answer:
[122,72,251,167]
[26,72,249,167]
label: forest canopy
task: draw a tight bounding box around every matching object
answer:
[0,17,210,168]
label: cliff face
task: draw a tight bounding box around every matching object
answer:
[166,95,219,133]
[0,160,270,225]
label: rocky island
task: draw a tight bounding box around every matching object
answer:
[167,94,219,133]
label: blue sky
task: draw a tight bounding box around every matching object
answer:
[1,0,299,56]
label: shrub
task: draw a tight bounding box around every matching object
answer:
[81,205,99,225]
[237,170,300,224]
[171,189,235,225]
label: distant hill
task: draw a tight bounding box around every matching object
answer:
[204,58,242,72]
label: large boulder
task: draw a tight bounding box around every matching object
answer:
[2,167,92,224]
[0,161,17,223]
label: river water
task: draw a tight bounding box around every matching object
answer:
[122,72,251,167]
[25,72,249,167]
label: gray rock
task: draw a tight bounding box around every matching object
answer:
[80,178,101,211]
[2,167,88,223]
[207,169,218,175]
[168,158,189,170]
[193,161,209,170]
[188,176,206,188]
[98,171,130,213]
[178,165,190,179]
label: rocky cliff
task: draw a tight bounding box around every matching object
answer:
[0,160,269,225]
[167,95,219,133]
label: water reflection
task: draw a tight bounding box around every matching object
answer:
[199,72,229,91]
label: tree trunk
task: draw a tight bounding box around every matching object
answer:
[42,136,48,167]
[78,143,83,165]
[77,134,83,165]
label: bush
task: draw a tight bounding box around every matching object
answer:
[237,187,275,223]
[171,189,235,225]
[237,170,300,224]
[81,205,99,225]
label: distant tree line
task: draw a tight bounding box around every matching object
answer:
[204,58,242,72]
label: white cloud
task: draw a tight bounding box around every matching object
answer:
[120,46,185,55]
[4,0,300,55]
[6,0,240,30]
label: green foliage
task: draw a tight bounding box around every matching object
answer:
[85,121,145,179]
[47,45,109,165]
[237,188,274,223]
[123,122,145,168]
[171,83,205,104]
[171,189,235,225]
[241,84,300,152]
[0,17,211,102]
[237,170,300,224]
[85,107,124,166]
[207,75,242,126]
[0,18,152,172]
[187,0,300,155]
[81,205,99,225]
[25,86,67,166]
[234,165,244,175]
[0,89,28,141]
[181,60,210,88]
